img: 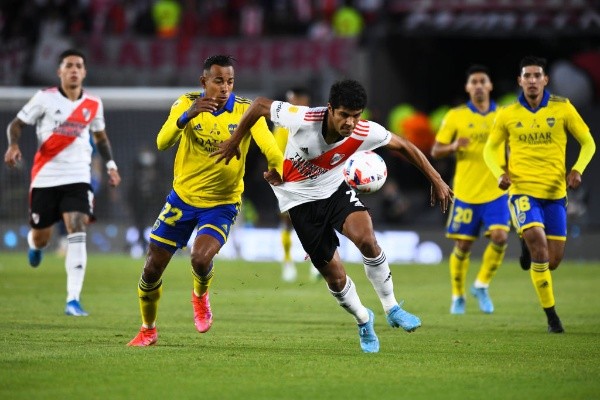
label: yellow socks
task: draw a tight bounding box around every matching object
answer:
[138,278,162,328]
[281,229,292,263]
[450,247,470,297]
[530,261,555,308]
[475,242,506,286]
[192,266,214,297]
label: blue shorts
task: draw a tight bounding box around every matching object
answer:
[446,195,510,241]
[149,190,240,254]
[509,195,567,241]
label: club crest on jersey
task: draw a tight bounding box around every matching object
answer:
[288,106,299,113]
[31,213,40,225]
[329,153,345,166]
[546,117,555,127]
[228,124,237,134]
[82,108,91,121]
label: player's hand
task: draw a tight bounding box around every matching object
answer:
[498,173,511,190]
[212,138,241,164]
[454,137,470,151]
[188,96,220,117]
[107,168,121,187]
[567,170,582,190]
[429,178,454,213]
[4,145,22,167]
[264,168,283,186]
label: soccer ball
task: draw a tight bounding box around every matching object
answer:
[342,151,387,194]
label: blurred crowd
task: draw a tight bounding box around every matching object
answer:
[0,0,387,45]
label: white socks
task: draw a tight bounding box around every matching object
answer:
[329,276,369,324]
[27,230,43,250]
[363,252,398,313]
[65,232,87,302]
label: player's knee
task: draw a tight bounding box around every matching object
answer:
[143,244,171,280]
[549,256,563,270]
[190,252,213,271]
[354,235,379,258]
[490,230,508,246]
[326,273,348,293]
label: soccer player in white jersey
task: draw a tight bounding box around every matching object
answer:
[4,49,121,316]
[214,79,453,353]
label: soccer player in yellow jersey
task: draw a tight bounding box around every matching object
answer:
[273,87,320,282]
[484,55,596,333]
[432,65,510,315]
[127,55,283,346]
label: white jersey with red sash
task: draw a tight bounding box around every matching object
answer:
[269,101,392,212]
[17,87,105,188]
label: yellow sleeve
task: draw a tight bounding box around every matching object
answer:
[565,102,596,174]
[250,117,284,175]
[156,95,190,150]
[435,109,457,144]
[484,111,508,179]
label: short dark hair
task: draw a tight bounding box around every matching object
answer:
[203,55,236,72]
[519,55,547,75]
[466,64,490,80]
[58,49,86,66]
[328,79,367,111]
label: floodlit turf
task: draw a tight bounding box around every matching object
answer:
[0,252,598,399]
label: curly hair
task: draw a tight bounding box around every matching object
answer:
[328,79,367,111]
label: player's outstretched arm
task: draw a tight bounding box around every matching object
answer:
[212,97,274,164]
[386,134,453,213]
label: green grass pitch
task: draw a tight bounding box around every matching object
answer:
[1,253,599,399]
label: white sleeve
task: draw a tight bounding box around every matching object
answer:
[362,121,392,150]
[90,98,106,132]
[16,90,45,125]
[270,101,310,134]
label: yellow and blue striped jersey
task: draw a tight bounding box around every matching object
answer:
[436,101,505,203]
[156,92,283,208]
[486,91,595,199]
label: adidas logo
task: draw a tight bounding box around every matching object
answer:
[516,121,523,128]
[55,110,62,114]
[300,147,309,154]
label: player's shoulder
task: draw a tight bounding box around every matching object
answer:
[170,91,200,108]
[182,91,202,102]
[34,86,60,99]
[303,106,326,121]
[233,95,253,105]
[548,94,569,103]
[82,89,102,103]
[39,86,59,94]
[354,119,386,137]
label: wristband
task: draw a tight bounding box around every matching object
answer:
[179,110,191,126]
[106,160,118,171]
